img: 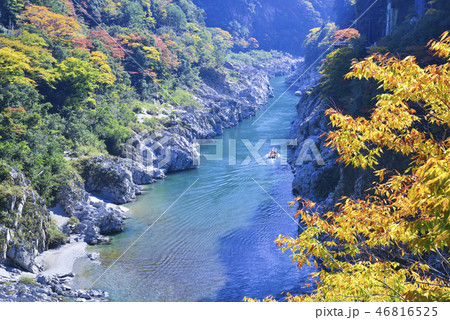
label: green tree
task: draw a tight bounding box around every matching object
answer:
[164,4,187,29]
[319,47,356,104]
[53,53,115,108]
[0,0,26,27]
[0,31,58,86]
[0,47,34,86]
[302,23,336,64]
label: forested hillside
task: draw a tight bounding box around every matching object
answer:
[193,0,334,54]
[302,0,450,112]
[0,0,258,204]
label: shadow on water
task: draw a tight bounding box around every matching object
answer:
[200,169,315,302]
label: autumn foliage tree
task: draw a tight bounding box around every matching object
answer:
[19,4,82,43]
[333,28,360,43]
[0,107,26,139]
[88,29,125,60]
[214,28,234,51]
[259,32,450,302]
[0,47,33,86]
[0,31,57,86]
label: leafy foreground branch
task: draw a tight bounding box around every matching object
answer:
[247,32,450,302]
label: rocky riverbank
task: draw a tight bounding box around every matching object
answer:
[0,54,302,301]
[0,265,108,302]
[285,61,321,95]
[0,235,108,302]
[288,69,373,213]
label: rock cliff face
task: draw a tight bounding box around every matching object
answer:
[289,71,411,212]
[0,266,109,302]
[81,156,142,204]
[0,164,131,272]
[285,63,322,93]
[56,172,128,245]
[289,82,372,213]
[259,54,304,77]
[0,166,51,272]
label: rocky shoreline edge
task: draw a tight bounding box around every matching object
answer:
[0,239,108,302]
[288,67,374,217]
[0,54,303,302]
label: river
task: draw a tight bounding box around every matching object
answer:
[72,76,314,301]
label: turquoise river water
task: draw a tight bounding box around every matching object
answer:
[72,77,314,301]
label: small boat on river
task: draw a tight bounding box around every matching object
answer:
[265,148,280,159]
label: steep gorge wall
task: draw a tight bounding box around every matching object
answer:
[289,91,373,212]
[193,0,334,54]
[0,166,52,272]
[288,74,410,213]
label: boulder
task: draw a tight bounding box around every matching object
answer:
[81,156,141,204]
[56,173,127,242]
[87,252,100,260]
[6,245,39,273]
[36,274,51,285]
[0,271,110,301]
